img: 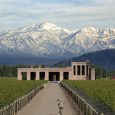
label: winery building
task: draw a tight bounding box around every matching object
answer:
[18,61,95,81]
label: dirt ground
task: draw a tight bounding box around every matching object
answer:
[17,83,83,115]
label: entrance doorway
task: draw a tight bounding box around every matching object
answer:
[63,72,69,80]
[31,72,36,80]
[40,72,45,80]
[49,72,60,81]
[21,72,27,80]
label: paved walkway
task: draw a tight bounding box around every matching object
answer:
[17,83,82,115]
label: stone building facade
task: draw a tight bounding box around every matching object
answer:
[18,61,95,81]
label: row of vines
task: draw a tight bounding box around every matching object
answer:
[0,78,46,109]
[63,80,115,112]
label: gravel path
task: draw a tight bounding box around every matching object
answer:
[17,83,83,115]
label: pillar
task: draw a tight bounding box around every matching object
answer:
[69,72,72,80]
[85,65,87,75]
[88,65,90,76]
[80,65,82,76]
[45,71,49,80]
[85,65,88,79]
[91,68,95,80]
[36,71,40,80]
[76,65,77,76]
[27,71,30,80]
[60,72,63,81]
[86,64,90,80]
[18,71,22,80]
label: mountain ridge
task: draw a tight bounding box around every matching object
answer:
[0,22,115,58]
[53,49,115,71]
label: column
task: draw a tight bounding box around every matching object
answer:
[83,65,86,80]
[86,65,88,79]
[86,65,87,75]
[36,71,40,80]
[91,68,95,80]
[76,65,77,76]
[45,71,49,80]
[60,72,63,81]
[69,72,73,80]
[27,71,30,80]
[80,65,82,76]
[18,71,22,80]
[88,65,90,80]
[87,65,89,75]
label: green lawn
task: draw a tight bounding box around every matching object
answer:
[0,78,47,108]
[63,80,115,111]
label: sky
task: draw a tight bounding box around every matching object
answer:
[0,0,115,31]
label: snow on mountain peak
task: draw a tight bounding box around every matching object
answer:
[38,22,58,29]
[0,23,115,58]
[19,22,58,32]
[81,27,97,33]
[38,22,73,34]
[18,22,73,36]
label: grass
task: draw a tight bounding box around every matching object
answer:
[63,80,115,111]
[0,77,47,108]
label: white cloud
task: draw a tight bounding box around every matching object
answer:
[0,0,115,31]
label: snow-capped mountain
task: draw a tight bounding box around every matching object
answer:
[0,22,115,58]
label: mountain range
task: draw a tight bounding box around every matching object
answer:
[0,22,115,59]
[53,49,115,71]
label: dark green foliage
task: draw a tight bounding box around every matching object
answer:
[0,65,17,77]
[0,65,13,77]
[108,70,115,76]
[0,64,36,77]
[95,66,108,79]
[0,64,48,77]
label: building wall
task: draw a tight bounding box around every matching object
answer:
[71,61,91,80]
[18,61,95,81]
